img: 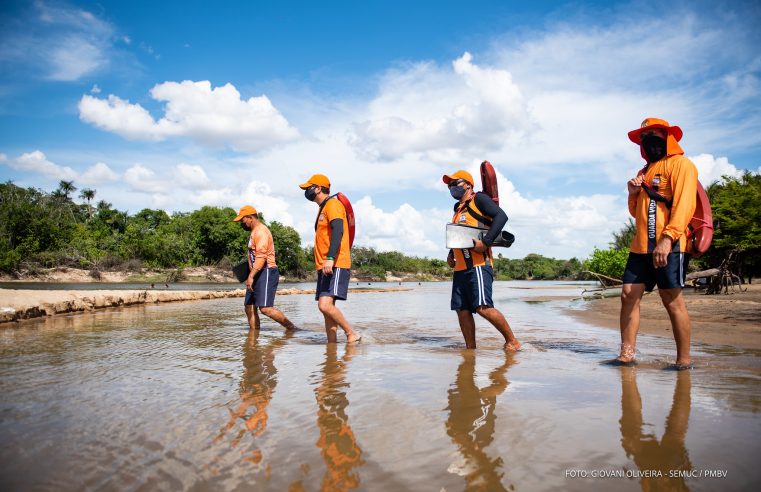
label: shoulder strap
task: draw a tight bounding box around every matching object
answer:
[641,182,673,209]
[466,193,493,226]
[314,195,335,231]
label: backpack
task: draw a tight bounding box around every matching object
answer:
[314,192,356,248]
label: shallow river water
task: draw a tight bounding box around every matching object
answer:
[1,281,760,491]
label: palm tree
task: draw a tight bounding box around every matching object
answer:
[79,188,96,220]
[57,180,76,200]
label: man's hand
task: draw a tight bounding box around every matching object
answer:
[472,238,487,254]
[653,236,672,268]
[246,273,254,291]
[447,250,456,268]
[627,175,644,195]
[322,259,334,275]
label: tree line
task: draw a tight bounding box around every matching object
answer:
[0,180,589,280]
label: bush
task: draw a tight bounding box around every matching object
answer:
[584,247,629,279]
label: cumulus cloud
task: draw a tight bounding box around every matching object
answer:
[4,150,77,180]
[79,81,300,151]
[175,163,212,189]
[349,52,530,162]
[80,162,118,184]
[689,153,743,186]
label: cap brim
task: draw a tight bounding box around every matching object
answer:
[232,213,245,222]
[298,181,312,189]
[628,124,683,144]
[442,175,455,184]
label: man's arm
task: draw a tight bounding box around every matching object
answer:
[662,157,698,243]
[473,193,507,246]
[327,219,344,258]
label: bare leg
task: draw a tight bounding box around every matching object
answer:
[318,296,359,343]
[476,306,520,350]
[322,310,338,343]
[245,304,260,332]
[658,288,692,366]
[259,306,296,331]
[456,309,477,349]
[619,283,646,362]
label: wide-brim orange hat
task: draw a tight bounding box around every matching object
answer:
[233,205,257,221]
[442,170,474,186]
[628,117,683,144]
[628,117,684,157]
[298,174,330,189]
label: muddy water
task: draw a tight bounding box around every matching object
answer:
[1,281,760,491]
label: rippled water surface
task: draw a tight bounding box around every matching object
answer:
[1,281,760,491]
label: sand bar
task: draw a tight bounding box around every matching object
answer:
[0,286,410,324]
[566,284,761,350]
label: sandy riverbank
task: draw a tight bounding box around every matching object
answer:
[0,287,411,324]
[566,284,761,350]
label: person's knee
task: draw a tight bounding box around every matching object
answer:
[259,306,275,316]
[621,287,642,307]
[475,305,493,317]
[318,297,334,314]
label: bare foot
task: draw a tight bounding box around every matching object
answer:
[674,359,692,370]
[347,333,362,344]
[616,343,636,363]
[504,340,521,351]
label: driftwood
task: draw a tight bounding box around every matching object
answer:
[706,250,747,295]
[581,271,623,299]
[686,268,720,281]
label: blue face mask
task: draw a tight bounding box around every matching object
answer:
[450,185,466,200]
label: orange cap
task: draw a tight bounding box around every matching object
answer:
[627,117,683,144]
[298,174,330,189]
[233,205,258,221]
[442,170,474,186]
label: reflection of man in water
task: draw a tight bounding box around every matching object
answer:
[445,351,516,491]
[217,330,291,465]
[313,344,364,491]
[619,367,692,491]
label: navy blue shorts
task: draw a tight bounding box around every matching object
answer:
[451,265,494,312]
[315,268,350,301]
[622,252,689,292]
[244,267,279,307]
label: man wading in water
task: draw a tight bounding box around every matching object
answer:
[444,170,520,351]
[299,174,361,344]
[233,205,296,333]
[618,118,698,369]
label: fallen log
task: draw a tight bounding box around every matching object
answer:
[686,268,720,281]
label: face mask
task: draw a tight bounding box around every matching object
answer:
[304,187,317,202]
[450,185,466,200]
[240,221,251,231]
[641,135,667,163]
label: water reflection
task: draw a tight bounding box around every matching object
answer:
[619,367,692,491]
[216,330,291,467]
[311,344,364,491]
[445,350,516,491]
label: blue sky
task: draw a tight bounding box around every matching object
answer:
[1,0,760,260]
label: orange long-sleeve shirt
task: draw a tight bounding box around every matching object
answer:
[628,154,697,254]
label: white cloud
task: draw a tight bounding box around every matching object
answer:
[349,52,530,162]
[80,162,118,184]
[90,84,101,94]
[688,153,743,186]
[5,150,77,181]
[124,164,165,193]
[0,2,119,81]
[79,81,300,151]
[175,163,211,189]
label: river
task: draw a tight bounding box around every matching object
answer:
[1,281,759,491]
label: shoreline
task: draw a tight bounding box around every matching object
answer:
[564,284,761,351]
[0,287,411,325]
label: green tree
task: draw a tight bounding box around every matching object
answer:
[611,218,636,251]
[584,247,629,279]
[269,221,305,276]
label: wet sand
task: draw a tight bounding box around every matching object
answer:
[0,287,411,324]
[566,284,761,351]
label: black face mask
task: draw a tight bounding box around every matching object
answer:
[240,221,251,231]
[450,185,466,200]
[304,187,317,202]
[641,135,667,163]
